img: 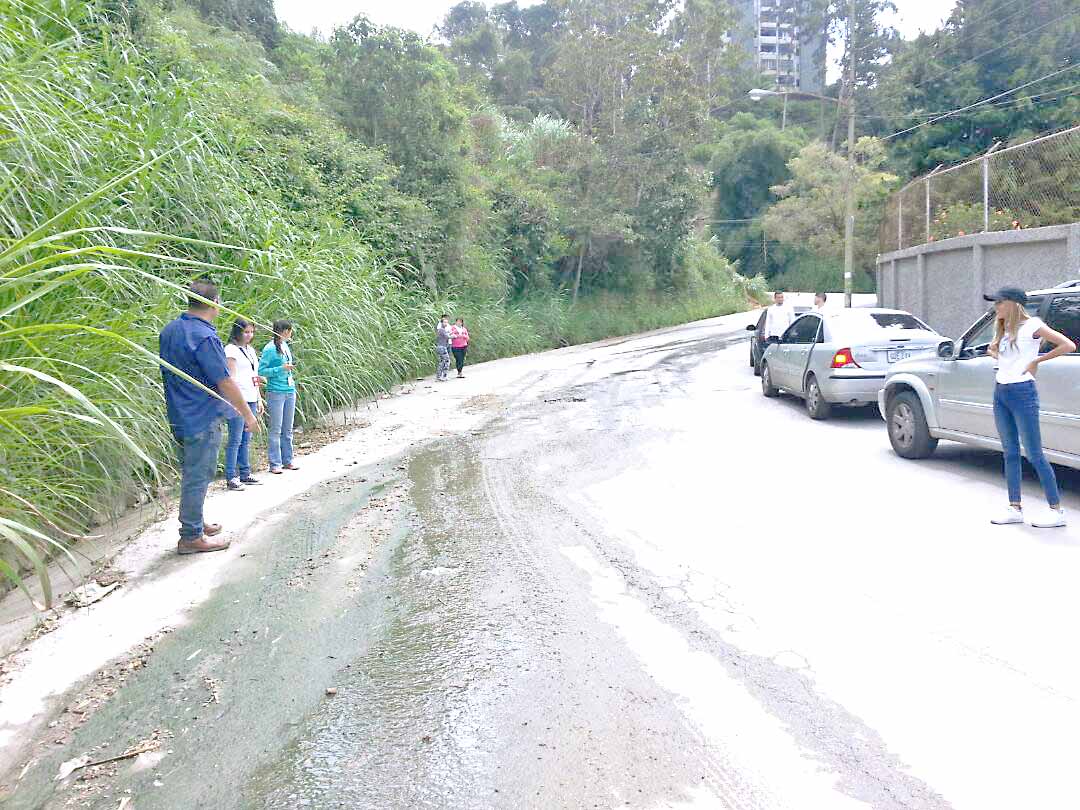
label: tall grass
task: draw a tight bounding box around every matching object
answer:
[0,0,439,603]
[451,279,768,363]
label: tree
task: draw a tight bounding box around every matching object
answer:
[870,0,1079,174]
[763,137,897,278]
[195,0,279,49]
[324,17,470,290]
[438,2,501,78]
[437,1,564,116]
[439,1,490,40]
[799,0,899,90]
[542,0,722,287]
[706,114,807,276]
[668,0,743,115]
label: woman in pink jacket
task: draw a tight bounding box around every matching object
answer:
[450,318,470,379]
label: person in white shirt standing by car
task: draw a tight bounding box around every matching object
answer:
[764,291,796,346]
[987,287,1076,528]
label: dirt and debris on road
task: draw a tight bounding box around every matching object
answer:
[4,459,413,808]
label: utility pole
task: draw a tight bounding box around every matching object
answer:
[843,0,856,308]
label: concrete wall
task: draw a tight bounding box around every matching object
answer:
[877,223,1080,339]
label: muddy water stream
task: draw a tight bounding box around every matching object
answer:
[245,432,710,808]
[10,464,406,809]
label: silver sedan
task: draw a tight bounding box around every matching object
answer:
[760,308,941,419]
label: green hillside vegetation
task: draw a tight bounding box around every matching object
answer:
[0,0,765,600]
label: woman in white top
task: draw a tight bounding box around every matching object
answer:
[987,287,1076,528]
[223,318,263,490]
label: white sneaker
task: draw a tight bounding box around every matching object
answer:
[991,506,1024,525]
[1030,507,1067,529]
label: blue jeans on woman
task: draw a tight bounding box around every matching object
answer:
[225,401,258,480]
[267,391,295,469]
[993,381,1061,506]
[177,419,224,539]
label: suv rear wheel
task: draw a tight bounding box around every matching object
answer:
[887,390,938,459]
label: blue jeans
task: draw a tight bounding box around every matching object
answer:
[993,381,1061,506]
[267,391,295,468]
[177,419,224,539]
[435,345,450,380]
[224,401,258,480]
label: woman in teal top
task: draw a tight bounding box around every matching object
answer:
[259,319,298,473]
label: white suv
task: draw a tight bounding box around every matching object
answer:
[879,286,1080,466]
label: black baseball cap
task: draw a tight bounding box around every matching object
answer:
[983,287,1028,305]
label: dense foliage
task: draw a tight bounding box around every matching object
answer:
[866,0,1079,174]
[702,0,1077,288]
[0,0,767,600]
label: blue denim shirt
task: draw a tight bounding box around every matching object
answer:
[159,312,231,439]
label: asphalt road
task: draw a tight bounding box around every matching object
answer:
[11,306,1080,809]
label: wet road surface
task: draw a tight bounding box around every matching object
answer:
[10,310,1080,808]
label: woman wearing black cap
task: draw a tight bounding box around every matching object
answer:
[987,287,1076,528]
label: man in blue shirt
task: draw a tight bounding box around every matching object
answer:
[160,280,258,554]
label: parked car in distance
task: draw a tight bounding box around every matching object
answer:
[880,285,1080,466]
[760,309,941,419]
[746,306,810,376]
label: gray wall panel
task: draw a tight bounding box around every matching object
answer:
[877,224,1080,340]
[983,238,1067,295]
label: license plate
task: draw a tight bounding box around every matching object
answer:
[887,349,912,363]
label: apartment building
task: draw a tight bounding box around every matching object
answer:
[733,0,826,95]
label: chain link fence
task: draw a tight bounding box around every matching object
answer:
[880,125,1080,254]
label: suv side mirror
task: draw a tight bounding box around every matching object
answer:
[937,339,956,360]
[745,324,756,332]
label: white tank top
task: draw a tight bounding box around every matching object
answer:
[996,317,1044,384]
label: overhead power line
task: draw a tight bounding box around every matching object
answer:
[861,81,1080,120]
[849,0,1037,59]
[873,7,1080,103]
[882,63,1080,140]
[917,10,1078,87]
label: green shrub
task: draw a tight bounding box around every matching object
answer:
[769,255,875,294]
[928,202,1032,242]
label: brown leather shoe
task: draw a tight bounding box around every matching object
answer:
[204,523,223,537]
[283,463,300,471]
[177,536,231,555]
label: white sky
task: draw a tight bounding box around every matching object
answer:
[275,0,952,42]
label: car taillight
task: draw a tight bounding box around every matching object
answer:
[831,348,860,369]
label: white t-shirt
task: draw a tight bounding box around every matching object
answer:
[225,343,260,401]
[996,317,1044,385]
[764,304,795,338]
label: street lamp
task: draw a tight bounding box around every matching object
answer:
[747,85,855,308]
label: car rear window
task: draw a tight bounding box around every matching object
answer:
[869,313,926,330]
[826,311,936,343]
[1044,294,1080,353]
